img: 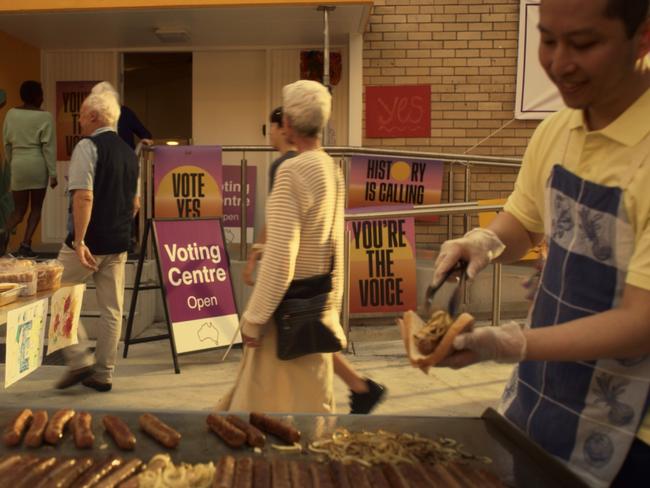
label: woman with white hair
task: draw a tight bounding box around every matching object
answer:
[218,80,347,413]
[85,84,121,129]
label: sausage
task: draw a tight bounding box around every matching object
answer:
[206,414,246,448]
[233,457,253,488]
[366,465,390,488]
[3,409,33,446]
[71,412,95,449]
[71,455,122,488]
[442,463,504,488]
[270,458,291,488]
[225,415,266,448]
[249,412,300,444]
[1,456,42,484]
[44,409,76,445]
[411,312,475,367]
[395,463,432,488]
[473,467,505,488]
[309,461,335,488]
[444,462,481,488]
[15,456,58,488]
[93,458,143,488]
[289,460,312,488]
[344,463,371,488]
[213,455,236,488]
[0,454,33,480]
[119,455,170,488]
[33,458,78,488]
[421,464,445,486]
[380,463,409,488]
[252,458,271,488]
[102,415,136,451]
[328,461,351,488]
[425,463,464,488]
[138,413,181,449]
[0,454,24,477]
[53,457,94,488]
[24,410,49,448]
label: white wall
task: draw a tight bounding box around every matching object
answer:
[515,0,563,119]
[192,50,267,148]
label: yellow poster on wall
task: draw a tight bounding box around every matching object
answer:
[55,81,98,161]
[347,216,417,313]
[153,146,223,219]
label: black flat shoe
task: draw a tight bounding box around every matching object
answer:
[0,231,10,256]
[55,366,95,390]
[349,378,387,414]
[13,244,37,258]
[82,377,112,392]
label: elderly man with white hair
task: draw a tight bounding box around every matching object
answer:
[55,82,139,392]
[217,80,347,413]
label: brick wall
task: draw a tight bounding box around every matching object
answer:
[362,0,543,247]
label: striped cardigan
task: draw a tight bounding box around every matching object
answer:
[243,149,345,328]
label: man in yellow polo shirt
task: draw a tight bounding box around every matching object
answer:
[430,0,650,486]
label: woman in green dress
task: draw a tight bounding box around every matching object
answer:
[1,81,57,257]
[0,89,12,233]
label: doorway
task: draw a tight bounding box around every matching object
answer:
[122,52,192,144]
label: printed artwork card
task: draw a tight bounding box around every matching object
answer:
[47,284,85,355]
[5,298,48,387]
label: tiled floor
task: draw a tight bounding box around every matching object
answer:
[0,325,515,417]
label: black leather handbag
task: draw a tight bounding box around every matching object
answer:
[273,172,343,361]
[273,266,343,360]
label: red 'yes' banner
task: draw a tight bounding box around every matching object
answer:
[365,85,431,138]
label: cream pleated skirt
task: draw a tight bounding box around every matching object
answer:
[215,319,336,414]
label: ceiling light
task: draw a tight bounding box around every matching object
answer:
[153,28,190,43]
[166,140,180,146]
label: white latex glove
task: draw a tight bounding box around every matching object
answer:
[439,322,527,368]
[433,228,506,286]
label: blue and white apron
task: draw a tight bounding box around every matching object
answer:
[499,149,650,486]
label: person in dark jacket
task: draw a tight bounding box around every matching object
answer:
[118,104,152,150]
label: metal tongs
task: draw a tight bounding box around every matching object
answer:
[424,260,468,319]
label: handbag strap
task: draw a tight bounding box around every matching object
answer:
[326,164,340,274]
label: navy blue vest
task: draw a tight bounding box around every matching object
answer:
[66,131,138,255]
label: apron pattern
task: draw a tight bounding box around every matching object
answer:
[500,162,650,487]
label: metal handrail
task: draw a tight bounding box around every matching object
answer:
[344,204,504,221]
[220,145,522,168]
[217,145,520,262]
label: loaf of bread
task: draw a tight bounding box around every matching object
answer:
[0,259,37,296]
[400,310,475,372]
[35,260,64,291]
